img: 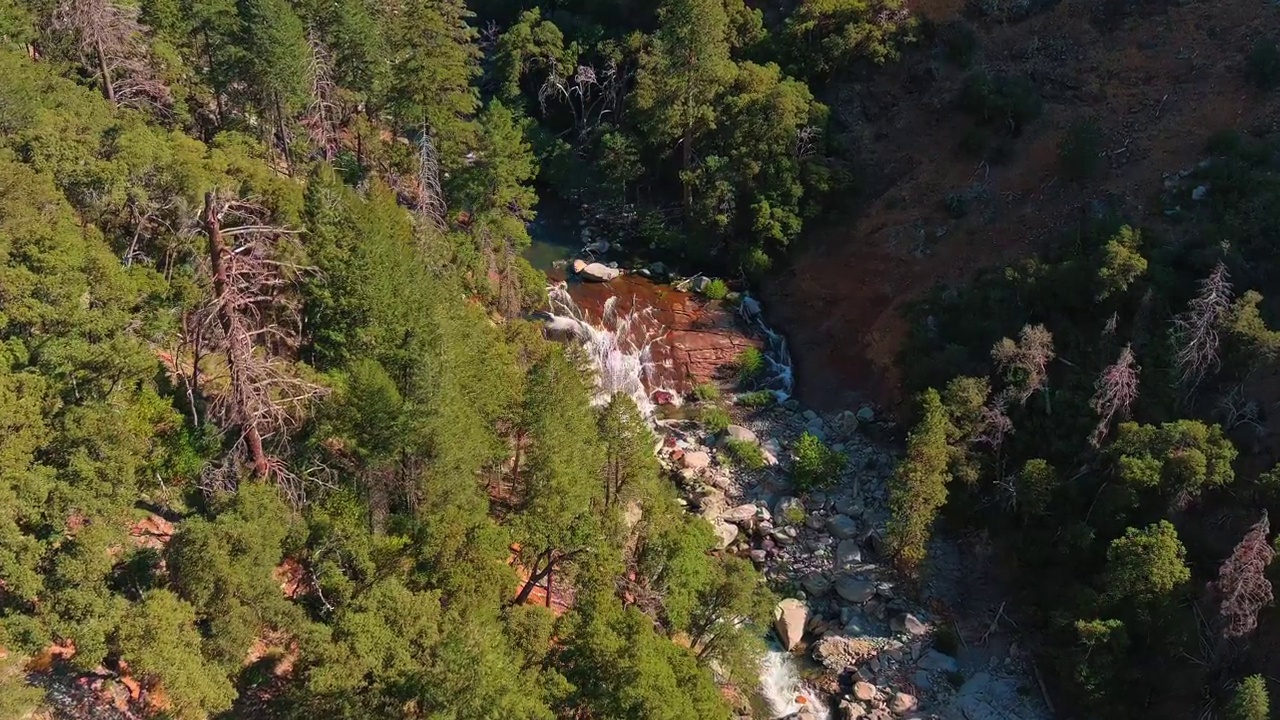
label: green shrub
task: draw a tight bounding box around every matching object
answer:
[737,390,777,408]
[703,278,729,300]
[735,347,765,386]
[701,406,731,434]
[960,71,1042,135]
[1227,674,1269,720]
[1247,38,1280,90]
[693,382,722,401]
[1058,118,1104,181]
[792,432,847,490]
[725,439,766,470]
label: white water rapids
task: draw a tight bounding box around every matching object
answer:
[542,279,824,718]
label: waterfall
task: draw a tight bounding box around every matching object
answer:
[738,294,794,400]
[544,282,677,416]
[759,647,830,719]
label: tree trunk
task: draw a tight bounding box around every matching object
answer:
[681,122,693,211]
[94,38,115,104]
[203,192,270,478]
[513,552,556,606]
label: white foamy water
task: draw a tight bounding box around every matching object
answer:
[545,282,677,416]
[760,648,830,719]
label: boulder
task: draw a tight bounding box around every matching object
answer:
[857,406,876,423]
[835,539,864,568]
[918,649,958,673]
[890,692,918,715]
[891,613,929,636]
[774,496,806,525]
[836,576,877,604]
[713,521,739,548]
[840,700,868,720]
[801,572,831,597]
[577,261,621,282]
[774,599,808,651]
[826,514,858,540]
[722,503,759,525]
[805,418,827,440]
[572,259,587,274]
[724,424,759,445]
[690,275,711,293]
[853,681,878,702]
[682,451,711,470]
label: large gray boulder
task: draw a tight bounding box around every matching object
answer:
[835,539,864,568]
[712,521,739,549]
[575,261,621,282]
[835,576,877,603]
[774,598,808,651]
[826,514,858,540]
[724,424,759,445]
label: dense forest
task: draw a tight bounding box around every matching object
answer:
[0,0,1278,717]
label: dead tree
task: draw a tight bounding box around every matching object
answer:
[538,62,625,143]
[1172,262,1233,390]
[992,324,1056,410]
[51,0,171,112]
[1210,512,1275,641]
[299,33,340,161]
[414,126,448,233]
[189,192,325,503]
[1089,345,1141,447]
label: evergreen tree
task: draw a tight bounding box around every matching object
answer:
[887,388,954,575]
[234,0,310,159]
[634,0,735,210]
[1101,521,1190,613]
[1227,675,1270,720]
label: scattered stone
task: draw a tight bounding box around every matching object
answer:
[803,409,818,421]
[807,491,829,510]
[576,261,621,282]
[918,649,958,673]
[805,417,827,439]
[836,576,877,603]
[775,496,806,525]
[1192,184,1209,201]
[891,613,929,636]
[713,521,738,548]
[890,692,918,715]
[857,406,876,423]
[682,451,711,470]
[835,496,864,517]
[913,670,934,691]
[840,699,868,720]
[690,275,711,293]
[725,424,759,445]
[805,513,826,530]
[853,681,878,702]
[833,410,859,435]
[783,399,802,412]
[801,572,832,597]
[722,503,759,525]
[774,598,808,651]
[750,549,767,564]
[826,514,859,540]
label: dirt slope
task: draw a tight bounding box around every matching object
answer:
[766,0,1280,411]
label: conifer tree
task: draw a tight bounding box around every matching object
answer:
[634,0,735,210]
[887,388,954,575]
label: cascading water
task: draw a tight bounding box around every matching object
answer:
[541,277,820,718]
[544,282,678,416]
[759,646,830,719]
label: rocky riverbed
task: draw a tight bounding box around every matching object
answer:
[538,228,1052,720]
[655,397,1053,720]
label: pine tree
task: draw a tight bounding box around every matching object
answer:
[634,0,735,210]
[887,388,954,575]
[1102,521,1190,613]
[1226,675,1270,720]
[234,0,311,164]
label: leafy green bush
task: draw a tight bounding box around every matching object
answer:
[1059,118,1104,181]
[703,279,729,300]
[693,382,721,401]
[701,406,731,434]
[1247,38,1280,90]
[735,347,765,386]
[960,71,1042,135]
[792,432,846,490]
[737,390,777,408]
[725,439,766,470]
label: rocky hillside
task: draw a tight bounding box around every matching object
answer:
[766,0,1280,410]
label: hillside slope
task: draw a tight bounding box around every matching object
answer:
[767,0,1280,410]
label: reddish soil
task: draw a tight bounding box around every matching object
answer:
[765,0,1280,411]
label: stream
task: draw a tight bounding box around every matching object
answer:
[527,221,825,719]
